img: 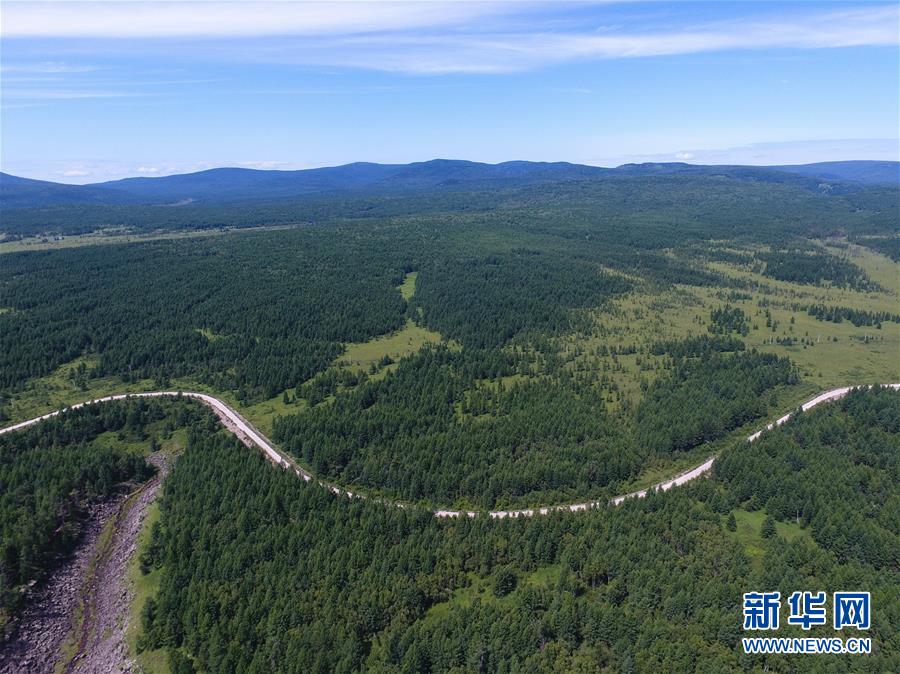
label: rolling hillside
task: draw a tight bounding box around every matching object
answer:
[4,159,896,210]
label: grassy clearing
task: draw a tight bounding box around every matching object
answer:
[424,564,562,624]
[241,274,446,432]
[0,224,304,255]
[4,355,159,426]
[125,500,169,674]
[337,318,444,373]
[122,428,188,674]
[706,258,899,315]
[194,327,224,341]
[397,271,418,301]
[726,508,812,571]
[91,431,153,457]
[704,256,899,387]
[238,390,309,436]
[820,240,899,294]
[336,272,443,373]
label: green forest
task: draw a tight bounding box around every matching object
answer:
[136,387,899,673]
[0,398,214,624]
[0,172,897,672]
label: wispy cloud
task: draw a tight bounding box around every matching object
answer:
[0,1,525,38]
[303,5,899,74]
[549,87,593,95]
[1,61,99,73]
[607,138,900,167]
[2,3,896,75]
[237,161,291,170]
[18,159,322,184]
[2,89,151,100]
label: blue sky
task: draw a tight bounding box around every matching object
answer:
[1,1,898,183]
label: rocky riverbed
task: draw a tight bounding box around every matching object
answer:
[65,454,169,674]
[0,454,168,674]
[0,499,120,674]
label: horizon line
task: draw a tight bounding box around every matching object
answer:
[3,156,898,186]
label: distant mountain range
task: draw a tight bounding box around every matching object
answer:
[1,159,897,209]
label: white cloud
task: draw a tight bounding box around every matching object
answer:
[1,89,148,99]
[1,3,896,75]
[1,61,98,73]
[3,159,329,183]
[0,1,522,38]
[316,5,899,74]
[237,161,290,170]
[598,138,900,167]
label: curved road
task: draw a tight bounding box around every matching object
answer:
[2,384,897,519]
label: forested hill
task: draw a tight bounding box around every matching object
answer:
[2,159,897,210]
[137,387,900,673]
[772,160,900,185]
[3,171,898,239]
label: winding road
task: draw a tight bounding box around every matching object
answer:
[2,384,897,519]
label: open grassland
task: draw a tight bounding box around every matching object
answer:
[539,242,899,490]
[554,243,899,414]
[820,239,899,292]
[0,224,303,255]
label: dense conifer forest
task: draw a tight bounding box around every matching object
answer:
[0,398,213,622]
[273,346,795,507]
[0,171,897,672]
[136,388,899,673]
